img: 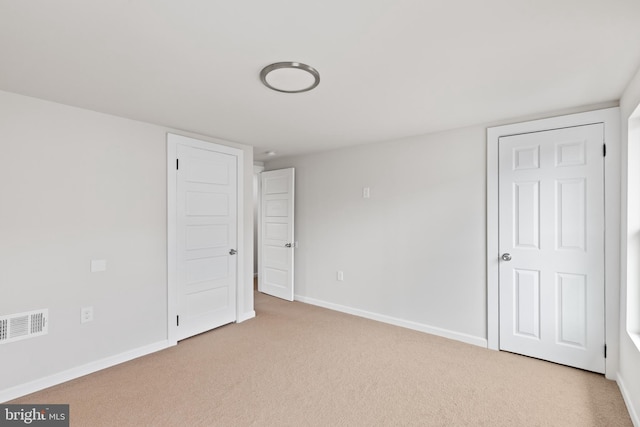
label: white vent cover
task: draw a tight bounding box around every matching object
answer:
[0,309,48,344]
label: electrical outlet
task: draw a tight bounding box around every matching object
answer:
[337,271,344,281]
[362,187,370,199]
[81,306,94,323]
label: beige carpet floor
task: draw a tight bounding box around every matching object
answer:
[11,292,632,426]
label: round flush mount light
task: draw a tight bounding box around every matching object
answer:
[260,62,320,93]
[265,151,277,156]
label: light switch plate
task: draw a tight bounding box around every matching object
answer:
[91,259,107,272]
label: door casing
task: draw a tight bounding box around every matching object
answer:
[167,133,244,345]
[487,107,620,379]
[254,164,265,287]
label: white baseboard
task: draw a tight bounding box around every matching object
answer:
[294,295,487,348]
[618,373,640,427]
[237,310,256,323]
[1,340,172,403]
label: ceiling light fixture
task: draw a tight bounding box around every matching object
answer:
[265,151,277,156]
[260,62,320,93]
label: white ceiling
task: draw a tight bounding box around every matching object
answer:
[1,1,639,161]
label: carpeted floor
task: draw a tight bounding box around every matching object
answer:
[10,292,632,426]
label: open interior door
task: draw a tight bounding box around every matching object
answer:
[171,134,239,341]
[259,168,295,301]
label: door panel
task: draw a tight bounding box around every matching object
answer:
[557,273,587,347]
[498,124,605,373]
[513,181,540,249]
[513,269,540,339]
[260,168,295,301]
[556,179,586,250]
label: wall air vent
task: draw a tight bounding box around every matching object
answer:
[0,309,48,344]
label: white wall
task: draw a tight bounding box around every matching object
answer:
[265,101,624,352]
[0,91,254,396]
[266,126,488,342]
[619,66,640,424]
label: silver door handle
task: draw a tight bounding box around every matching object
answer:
[229,249,237,255]
[501,253,511,261]
[285,243,292,248]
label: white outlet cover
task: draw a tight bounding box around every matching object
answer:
[81,306,94,323]
[91,259,107,272]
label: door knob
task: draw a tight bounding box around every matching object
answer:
[285,243,292,248]
[229,249,237,255]
[501,253,512,261]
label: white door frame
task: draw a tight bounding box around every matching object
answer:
[167,133,244,345]
[487,107,620,379]
[254,164,264,289]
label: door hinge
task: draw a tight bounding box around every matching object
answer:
[604,344,607,358]
[177,315,179,326]
[176,159,179,170]
[603,144,606,157]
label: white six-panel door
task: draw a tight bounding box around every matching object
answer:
[498,124,605,373]
[260,168,295,301]
[174,139,238,341]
